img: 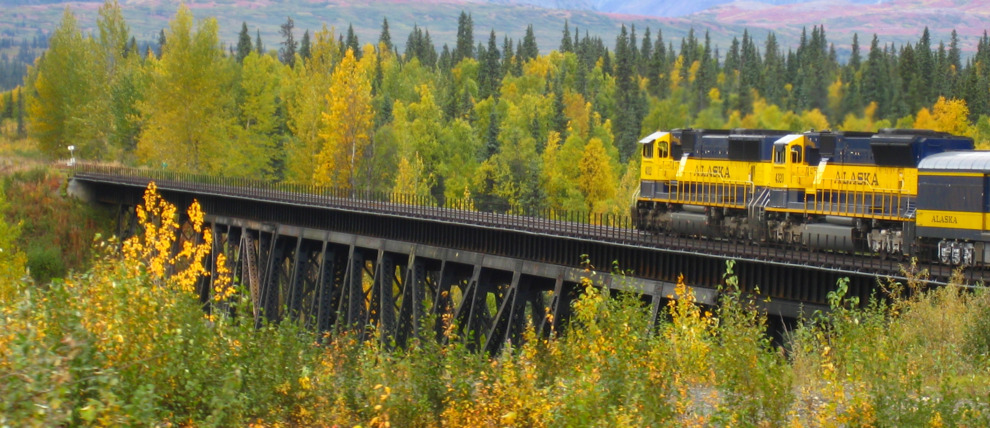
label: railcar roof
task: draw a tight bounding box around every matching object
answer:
[918,151,990,172]
[639,131,668,144]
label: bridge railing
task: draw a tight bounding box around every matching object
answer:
[71,163,636,227]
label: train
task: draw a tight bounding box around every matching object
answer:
[631,127,990,266]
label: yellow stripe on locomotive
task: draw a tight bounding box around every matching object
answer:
[915,210,984,230]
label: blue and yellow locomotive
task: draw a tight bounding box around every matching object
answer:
[633,128,982,265]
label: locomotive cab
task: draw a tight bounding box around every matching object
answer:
[771,134,815,192]
[638,131,680,200]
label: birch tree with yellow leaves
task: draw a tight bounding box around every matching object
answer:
[135,5,235,174]
[315,47,374,189]
[282,25,341,184]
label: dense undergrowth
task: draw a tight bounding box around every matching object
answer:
[2,183,990,426]
[0,163,112,283]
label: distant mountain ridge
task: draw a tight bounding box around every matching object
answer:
[480,0,886,17]
[0,0,986,60]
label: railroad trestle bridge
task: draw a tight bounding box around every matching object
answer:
[69,166,985,353]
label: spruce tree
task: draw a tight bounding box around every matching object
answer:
[423,29,437,68]
[521,25,538,61]
[255,29,264,55]
[947,29,962,98]
[479,30,500,100]
[650,29,667,98]
[739,30,762,114]
[16,88,24,138]
[346,24,360,59]
[899,43,922,114]
[379,18,393,51]
[502,35,514,77]
[629,24,639,67]
[640,27,652,75]
[916,27,934,105]
[236,22,252,62]
[300,30,311,60]
[438,44,452,74]
[2,91,12,119]
[862,34,890,118]
[840,33,863,118]
[279,16,296,66]
[404,25,421,62]
[695,30,717,110]
[560,19,572,53]
[485,109,499,159]
[455,11,474,62]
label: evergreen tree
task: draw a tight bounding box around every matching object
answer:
[725,37,740,77]
[795,26,831,111]
[236,21,252,62]
[346,24,360,59]
[404,25,437,68]
[695,31,717,110]
[639,27,652,75]
[455,11,474,62]
[916,27,934,105]
[2,91,12,119]
[862,35,890,119]
[946,29,962,98]
[16,88,24,138]
[649,28,667,97]
[379,18,393,51]
[279,16,297,66]
[299,30,311,61]
[948,29,962,73]
[438,44,453,74]
[255,29,264,55]
[849,33,862,69]
[899,43,922,115]
[158,28,166,54]
[422,29,437,68]
[738,30,762,114]
[521,25,538,61]
[404,25,421,62]
[502,35,515,77]
[613,24,639,161]
[552,78,566,134]
[484,109,499,159]
[840,33,863,118]
[560,19,572,53]
[479,30,500,100]
[629,24,639,68]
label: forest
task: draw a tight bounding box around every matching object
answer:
[5,1,990,217]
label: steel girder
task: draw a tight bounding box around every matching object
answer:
[199,218,587,355]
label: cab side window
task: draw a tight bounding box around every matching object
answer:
[643,142,655,158]
[658,141,668,159]
[790,146,803,164]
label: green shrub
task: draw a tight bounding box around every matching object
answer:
[26,241,66,283]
